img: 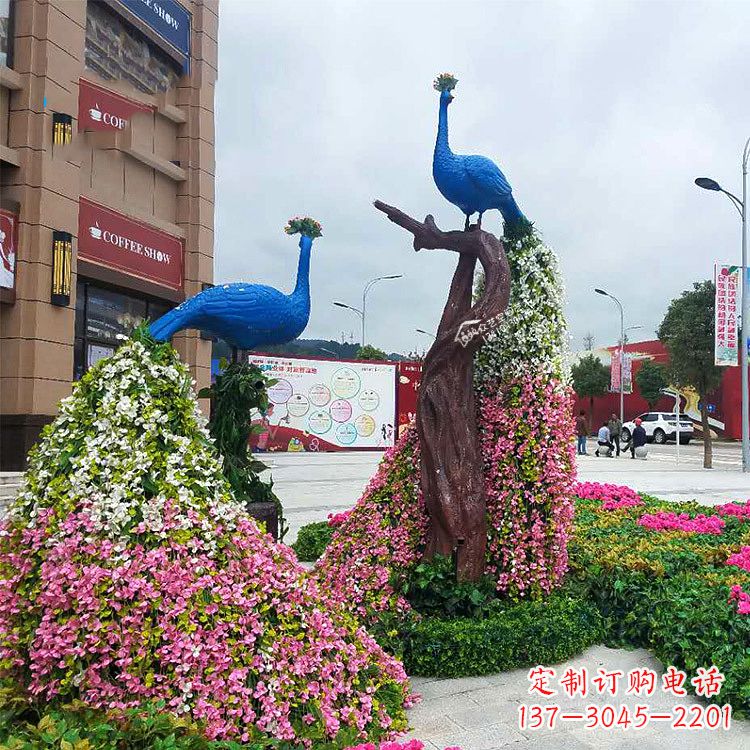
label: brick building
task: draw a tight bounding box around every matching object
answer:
[0,0,217,469]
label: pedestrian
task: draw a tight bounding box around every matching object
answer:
[575,410,589,455]
[608,412,623,457]
[595,421,614,457]
[630,417,647,459]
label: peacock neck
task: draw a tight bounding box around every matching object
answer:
[292,237,312,301]
[435,98,451,155]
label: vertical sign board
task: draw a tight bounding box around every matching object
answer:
[610,350,621,392]
[116,0,191,72]
[0,208,17,294]
[397,361,422,438]
[715,263,740,366]
[247,355,397,452]
[621,353,633,395]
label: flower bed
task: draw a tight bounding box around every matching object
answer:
[570,492,750,715]
[0,333,410,747]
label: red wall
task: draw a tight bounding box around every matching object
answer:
[574,339,743,439]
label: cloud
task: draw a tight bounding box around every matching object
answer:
[215,0,749,354]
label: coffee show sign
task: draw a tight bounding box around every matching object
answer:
[78,198,184,291]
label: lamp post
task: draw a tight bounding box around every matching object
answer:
[623,324,643,345]
[695,135,750,473]
[332,301,363,344]
[362,275,403,347]
[416,328,437,340]
[334,274,403,347]
[594,288,625,425]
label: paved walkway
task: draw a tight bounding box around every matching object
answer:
[270,441,748,541]
[266,442,750,748]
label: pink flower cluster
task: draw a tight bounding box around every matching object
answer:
[637,511,725,535]
[345,742,460,750]
[328,510,353,527]
[726,546,750,572]
[573,481,643,511]
[729,585,750,615]
[715,500,750,520]
[315,429,428,627]
[0,501,409,743]
[480,375,576,599]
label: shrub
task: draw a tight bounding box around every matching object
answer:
[292,521,333,561]
[0,334,409,745]
[403,588,603,678]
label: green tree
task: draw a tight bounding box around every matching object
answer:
[658,280,723,468]
[571,353,610,427]
[356,344,388,360]
[635,359,668,409]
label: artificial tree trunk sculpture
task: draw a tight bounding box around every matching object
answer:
[374,200,511,581]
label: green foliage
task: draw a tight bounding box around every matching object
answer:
[635,359,668,409]
[402,555,497,619]
[571,353,609,401]
[0,698,272,749]
[284,217,322,239]
[433,72,458,92]
[570,495,750,715]
[403,588,603,677]
[356,345,388,361]
[199,360,283,528]
[291,521,332,561]
[657,280,723,398]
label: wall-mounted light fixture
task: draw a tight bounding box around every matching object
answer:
[51,231,72,306]
[52,113,73,145]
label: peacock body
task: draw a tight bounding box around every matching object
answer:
[149,219,321,350]
[431,74,526,229]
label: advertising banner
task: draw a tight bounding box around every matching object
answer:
[0,208,17,292]
[397,361,422,438]
[610,350,621,392]
[248,355,397,452]
[715,263,739,366]
[78,198,184,291]
[621,353,633,395]
[78,79,153,132]
[117,0,191,69]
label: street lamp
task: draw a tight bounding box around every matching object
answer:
[333,274,403,347]
[332,301,363,344]
[694,136,750,473]
[594,287,625,425]
[362,275,403,347]
[416,328,436,340]
[623,324,643,344]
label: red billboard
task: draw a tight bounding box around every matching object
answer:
[77,198,184,291]
[397,361,422,438]
[0,208,17,293]
[78,79,153,132]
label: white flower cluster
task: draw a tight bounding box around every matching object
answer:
[475,230,569,388]
[14,339,241,542]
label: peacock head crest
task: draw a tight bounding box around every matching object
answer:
[285,217,322,241]
[433,73,458,103]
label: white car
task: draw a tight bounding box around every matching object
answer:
[621,412,694,445]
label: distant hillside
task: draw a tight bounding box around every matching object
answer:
[212,338,415,362]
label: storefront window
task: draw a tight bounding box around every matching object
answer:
[74,280,174,379]
[0,0,12,68]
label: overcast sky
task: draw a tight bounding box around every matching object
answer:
[215,0,749,356]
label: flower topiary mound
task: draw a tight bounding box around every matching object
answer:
[0,331,409,745]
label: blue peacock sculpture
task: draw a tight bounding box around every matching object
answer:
[432,73,526,231]
[149,217,322,349]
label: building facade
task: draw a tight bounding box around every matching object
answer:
[0,0,217,469]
